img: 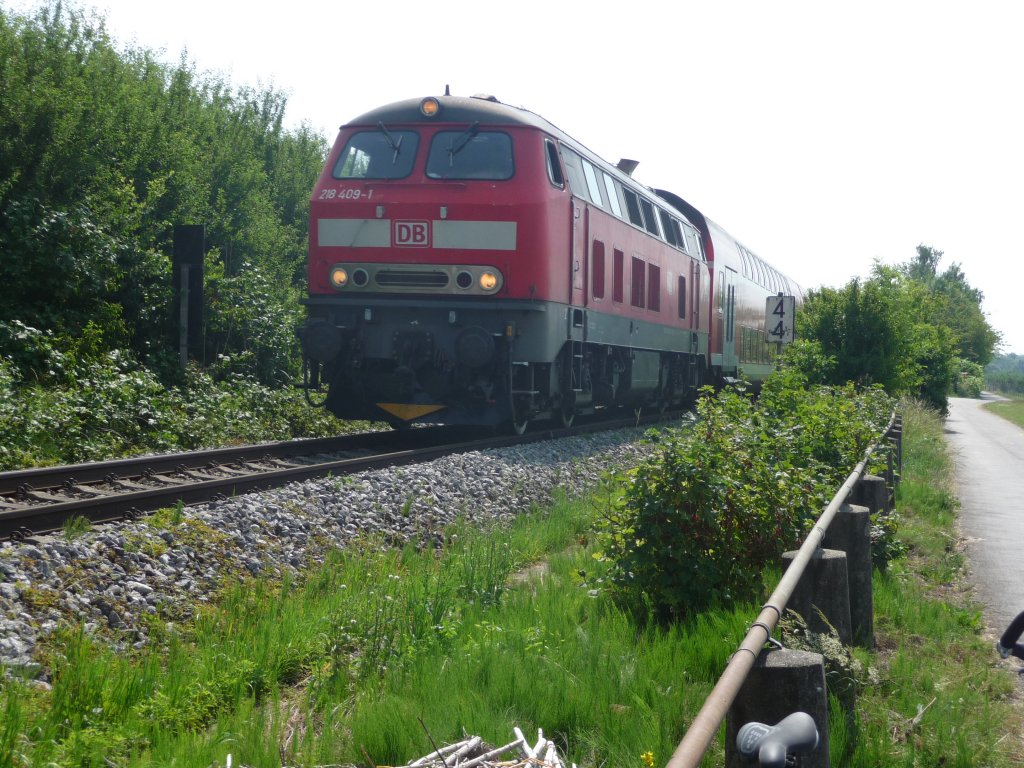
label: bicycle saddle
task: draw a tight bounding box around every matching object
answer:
[736,711,819,767]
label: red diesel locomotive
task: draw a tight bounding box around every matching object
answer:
[299,93,799,432]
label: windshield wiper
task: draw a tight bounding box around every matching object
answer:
[377,121,403,165]
[447,121,480,166]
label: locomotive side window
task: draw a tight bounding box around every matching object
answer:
[691,232,706,262]
[639,198,660,236]
[631,256,646,308]
[602,172,623,217]
[658,209,679,246]
[560,148,590,202]
[659,211,689,251]
[545,140,565,188]
[613,248,625,303]
[648,264,661,312]
[426,130,513,180]
[592,240,606,299]
[675,219,690,254]
[622,188,644,228]
[333,130,419,179]
[582,159,605,208]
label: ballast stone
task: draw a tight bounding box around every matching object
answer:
[0,427,657,673]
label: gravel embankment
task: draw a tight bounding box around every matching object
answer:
[0,428,658,674]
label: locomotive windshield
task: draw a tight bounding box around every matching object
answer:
[332,129,419,179]
[425,130,513,180]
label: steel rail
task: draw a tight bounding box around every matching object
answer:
[0,410,680,540]
[665,412,897,768]
[0,426,457,495]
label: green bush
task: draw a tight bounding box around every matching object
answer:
[952,358,984,398]
[597,373,893,622]
[0,344,361,470]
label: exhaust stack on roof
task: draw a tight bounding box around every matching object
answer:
[617,158,639,176]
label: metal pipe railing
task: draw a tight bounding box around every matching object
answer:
[664,413,897,768]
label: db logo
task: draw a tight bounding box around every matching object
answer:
[393,220,430,247]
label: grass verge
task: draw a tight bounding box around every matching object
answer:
[985,398,1024,430]
[2,402,1021,767]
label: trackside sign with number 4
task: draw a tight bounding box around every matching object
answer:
[766,295,796,344]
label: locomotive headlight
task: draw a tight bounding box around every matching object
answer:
[479,271,499,291]
[329,266,349,289]
[420,97,441,117]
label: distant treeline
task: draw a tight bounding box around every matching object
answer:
[985,354,1024,395]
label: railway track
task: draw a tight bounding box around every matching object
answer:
[0,412,677,541]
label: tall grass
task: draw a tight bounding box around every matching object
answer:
[985,399,1024,429]
[2,402,1021,766]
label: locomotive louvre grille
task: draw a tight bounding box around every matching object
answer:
[375,268,450,288]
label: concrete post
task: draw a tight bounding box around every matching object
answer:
[725,648,830,768]
[888,428,903,488]
[782,547,852,645]
[850,474,888,516]
[822,503,873,647]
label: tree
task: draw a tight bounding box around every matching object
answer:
[901,245,1000,366]
[0,1,328,385]
[798,263,957,411]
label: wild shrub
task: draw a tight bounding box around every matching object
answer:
[597,373,893,623]
[0,346,357,470]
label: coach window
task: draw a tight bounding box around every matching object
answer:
[678,276,687,319]
[426,130,513,180]
[602,172,623,217]
[582,159,605,207]
[333,130,420,179]
[648,264,661,312]
[545,140,564,188]
[613,249,625,303]
[639,198,660,236]
[592,240,606,299]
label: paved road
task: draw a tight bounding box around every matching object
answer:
[945,395,1024,632]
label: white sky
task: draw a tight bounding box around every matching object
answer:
[8,0,1024,353]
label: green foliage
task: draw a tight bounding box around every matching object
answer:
[597,377,894,622]
[0,1,328,390]
[868,511,907,571]
[905,246,1001,366]
[797,245,999,412]
[0,343,360,470]
[952,358,984,398]
[777,338,836,385]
